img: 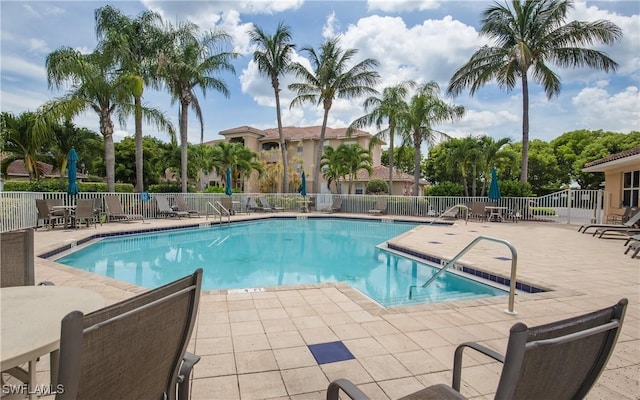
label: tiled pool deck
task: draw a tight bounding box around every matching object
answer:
[31,213,639,399]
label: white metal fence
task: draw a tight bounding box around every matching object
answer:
[0,189,603,233]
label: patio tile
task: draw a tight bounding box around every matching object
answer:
[238,371,288,400]
[267,330,306,349]
[191,375,239,400]
[235,349,278,374]
[343,337,388,358]
[378,376,428,399]
[274,346,318,369]
[228,309,260,323]
[358,354,412,381]
[281,365,330,395]
[230,320,264,336]
[197,322,231,339]
[262,317,297,333]
[194,353,236,378]
[308,341,355,365]
[232,333,271,352]
[375,333,421,353]
[393,349,449,375]
[298,326,340,344]
[195,336,233,355]
[330,322,371,340]
[257,307,289,320]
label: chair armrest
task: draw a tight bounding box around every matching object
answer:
[327,379,370,400]
[177,351,200,400]
[452,342,504,391]
[37,281,55,286]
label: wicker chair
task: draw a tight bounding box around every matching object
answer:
[328,299,628,400]
[71,199,97,229]
[35,199,66,230]
[55,269,203,400]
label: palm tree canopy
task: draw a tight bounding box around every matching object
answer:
[448,0,622,99]
[249,22,295,90]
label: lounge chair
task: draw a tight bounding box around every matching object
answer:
[368,197,388,215]
[156,195,189,219]
[174,195,200,217]
[624,234,640,258]
[259,195,284,212]
[35,199,66,230]
[578,209,640,234]
[71,199,97,229]
[55,269,203,400]
[327,298,628,400]
[247,197,267,212]
[105,195,144,223]
[321,197,342,213]
[606,206,637,224]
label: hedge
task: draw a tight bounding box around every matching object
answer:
[3,180,134,193]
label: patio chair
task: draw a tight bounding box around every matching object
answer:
[104,195,144,223]
[219,197,235,215]
[71,199,97,229]
[55,269,203,400]
[327,298,628,400]
[578,209,640,234]
[156,195,189,219]
[606,206,636,224]
[469,202,488,222]
[35,199,66,230]
[368,197,388,215]
[259,195,284,212]
[321,197,342,213]
[175,195,200,217]
[1,228,54,383]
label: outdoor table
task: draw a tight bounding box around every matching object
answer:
[298,199,311,213]
[1,286,104,399]
[51,205,76,228]
[485,206,508,222]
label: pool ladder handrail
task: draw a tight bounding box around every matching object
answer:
[430,204,469,225]
[206,201,231,224]
[409,235,518,315]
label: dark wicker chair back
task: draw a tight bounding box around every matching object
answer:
[0,228,34,287]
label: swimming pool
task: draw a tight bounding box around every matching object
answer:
[56,218,506,307]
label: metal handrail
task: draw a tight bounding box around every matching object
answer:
[430,204,469,225]
[206,201,223,224]
[215,201,231,224]
[410,235,518,315]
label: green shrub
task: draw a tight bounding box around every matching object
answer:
[366,179,389,194]
[499,180,534,197]
[148,183,196,193]
[426,181,464,196]
[530,207,556,216]
[2,179,133,193]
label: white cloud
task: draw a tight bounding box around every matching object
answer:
[572,85,640,132]
[0,55,46,80]
[322,11,339,39]
[367,0,441,13]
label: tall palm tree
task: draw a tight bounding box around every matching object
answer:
[448,0,622,183]
[288,37,380,194]
[158,23,237,192]
[399,82,465,194]
[95,5,172,192]
[0,112,50,180]
[348,81,415,195]
[445,137,479,197]
[249,22,295,193]
[44,48,172,191]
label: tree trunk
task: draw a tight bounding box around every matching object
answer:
[313,108,330,194]
[413,129,421,196]
[180,100,189,193]
[388,120,395,195]
[134,95,144,193]
[520,74,530,184]
[100,114,116,192]
[274,88,288,193]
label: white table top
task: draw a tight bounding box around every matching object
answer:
[1,286,105,370]
[485,206,508,210]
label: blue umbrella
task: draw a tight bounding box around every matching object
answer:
[67,147,79,196]
[300,171,307,197]
[225,166,232,196]
[488,167,501,200]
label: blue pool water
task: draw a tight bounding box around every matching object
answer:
[56,218,506,307]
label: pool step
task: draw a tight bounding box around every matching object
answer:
[386,290,497,307]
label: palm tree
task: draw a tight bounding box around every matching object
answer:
[0,112,50,180]
[158,23,237,192]
[95,5,173,193]
[288,37,380,194]
[348,81,415,195]
[398,82,465,194]
[44,48,172,191]
[249,22,295,193]
[211,142,263,192]
[445,137,479,197]
[339,144,373,194]
[477,136,511,196]
[320,146,346,193]
[448,0,622,183]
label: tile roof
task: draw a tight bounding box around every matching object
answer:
[348,165,417,182]
[5,160,87,179]
[583,146,640,168]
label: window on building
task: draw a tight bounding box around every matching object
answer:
[344,140,357,146]
[355,183,363,195]
[622,170,640,207]
[262,142,279,151]
[297,144,303,154]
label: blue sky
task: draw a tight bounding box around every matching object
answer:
[1,1,638,148]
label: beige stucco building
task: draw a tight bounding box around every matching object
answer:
[205,125,384,194]
[582,146,640,218]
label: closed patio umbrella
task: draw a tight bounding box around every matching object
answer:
[488,167,501,200]
[67,147,79,196]
[225,166,232,196]
[300,171,307,197]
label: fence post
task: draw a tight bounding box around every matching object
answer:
[566,188,572,224]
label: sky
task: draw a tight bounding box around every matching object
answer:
[1,0,639,149]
